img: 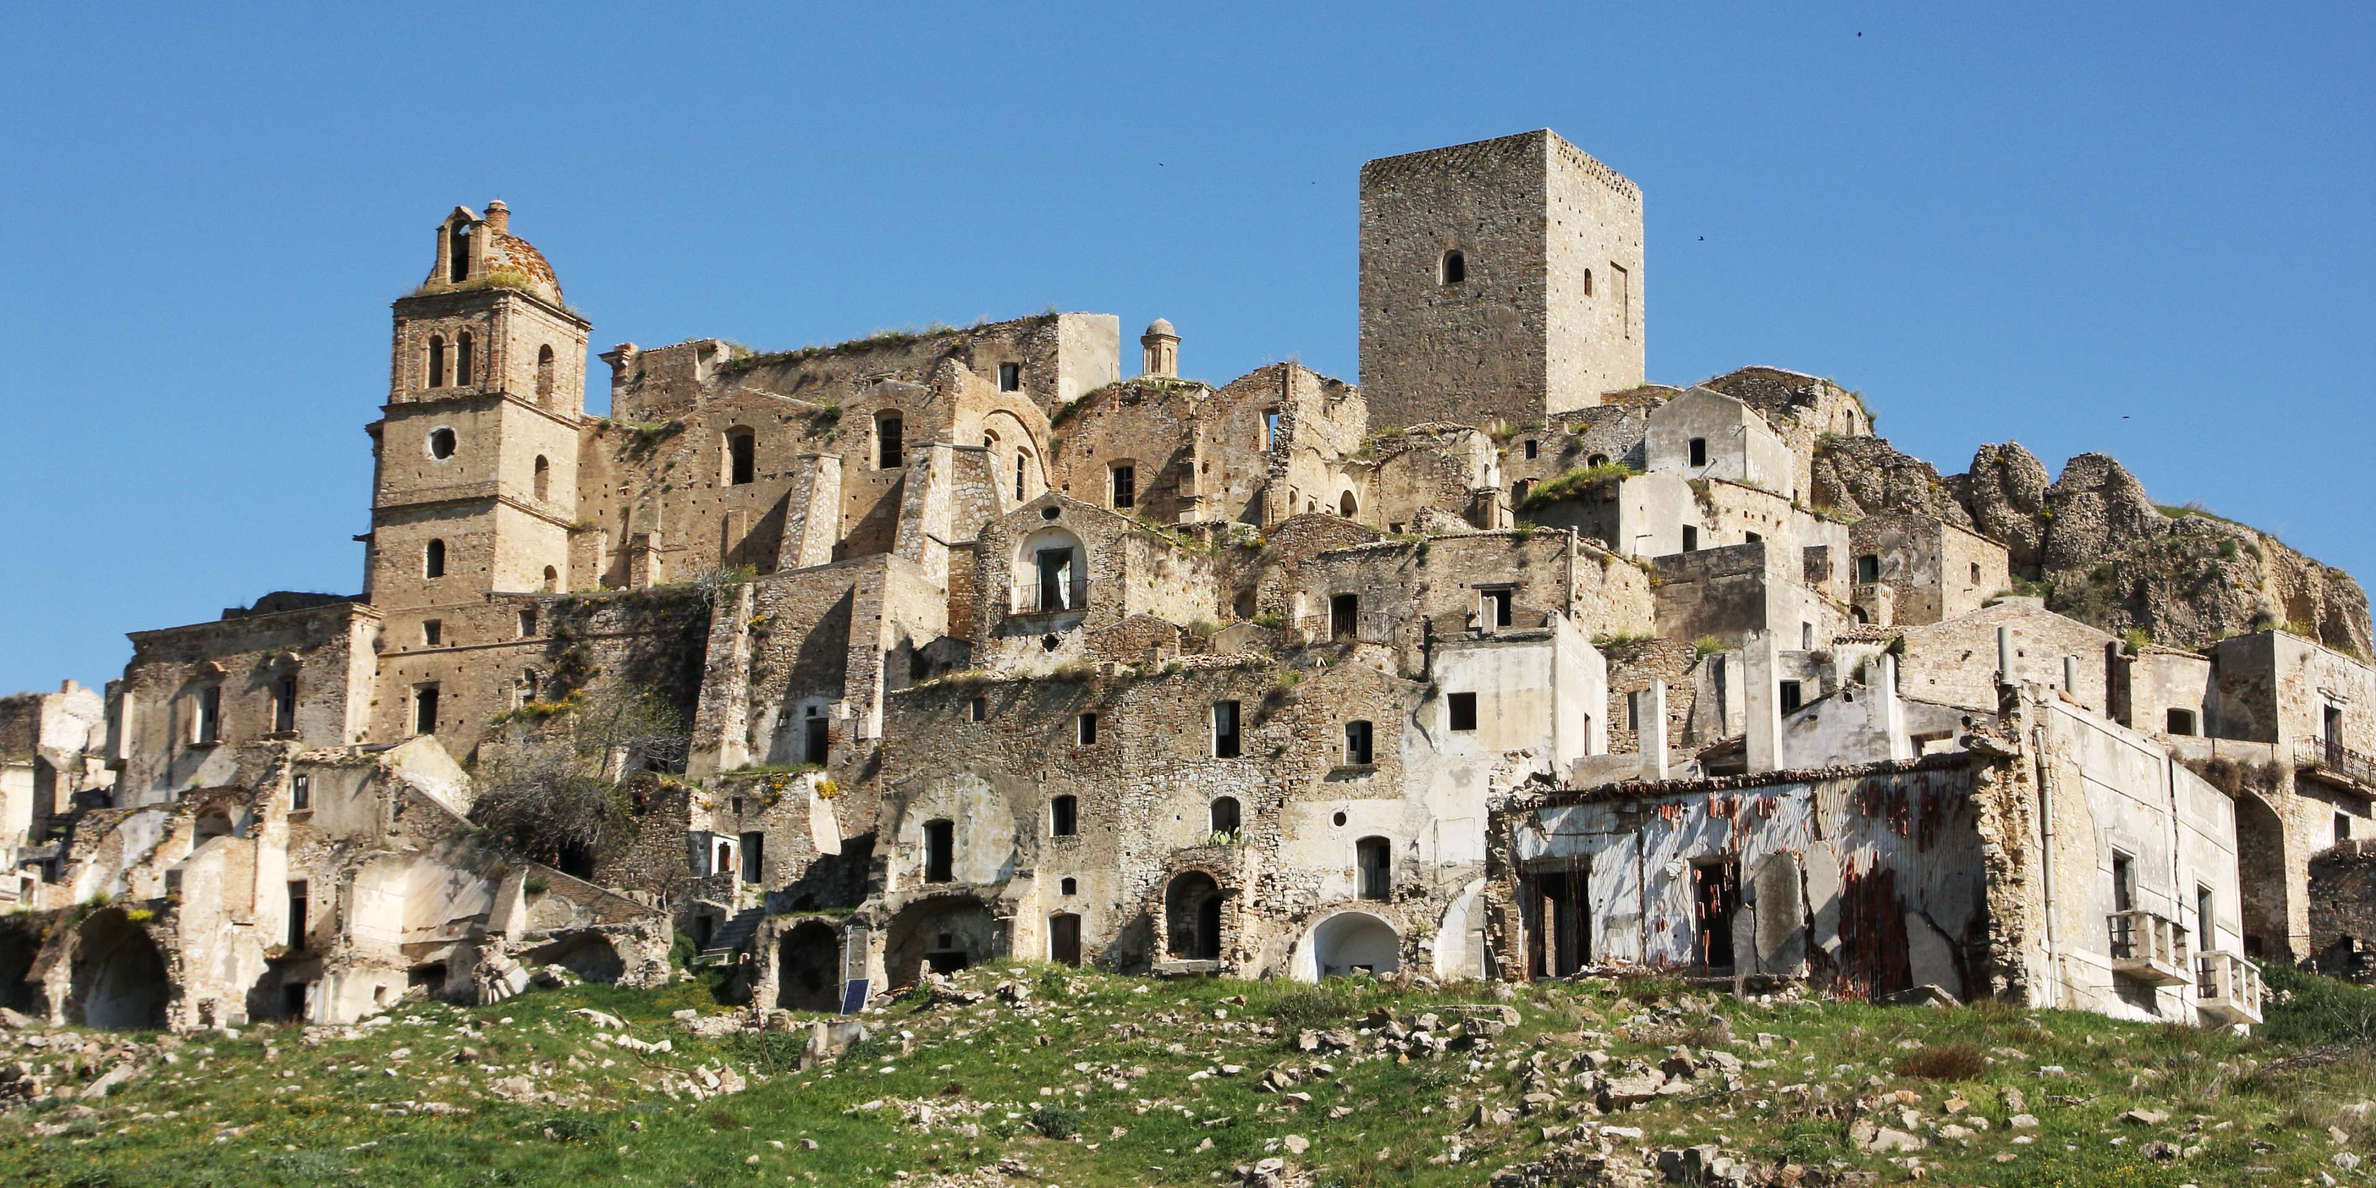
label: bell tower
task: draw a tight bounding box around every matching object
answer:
[364,201,589,611]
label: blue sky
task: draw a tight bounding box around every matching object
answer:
[2,1,2369,693]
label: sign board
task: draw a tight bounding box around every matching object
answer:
[839,977,869,1015]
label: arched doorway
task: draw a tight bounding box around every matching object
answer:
[776,922,841,1011]
[1307,911,1401,980]
[2235,794,2290,961]
[1164,872,1223,961]
[885,896,998,986]
[68,909,168,1030]
[523,933,624,984]
[0,924,41,1014]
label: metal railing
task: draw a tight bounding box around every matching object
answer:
[2194,950,2265,1023]
[2108,909,2189,984]
[1012,577,1091,615]
[2299,738,2376,790]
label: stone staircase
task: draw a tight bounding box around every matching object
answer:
[694,906,767,967]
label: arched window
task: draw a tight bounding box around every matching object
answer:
[1339,490,1358,517]
[542,565,558,593]
[448,221,471,283]
[536,345,556,404]
[428,427,457,460]
[1582,268,1594,296]
[1209,796,1241,837]
[1356,836,1391,900]
[532,455,550,501]
[423,538,446,578]
[1440,249,1466,285]
[454,331,474,386]
[875,412,904,469]
[725,428,756,486]
[426,336,447,388]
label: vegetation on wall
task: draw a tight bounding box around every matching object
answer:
[471,683,690,869]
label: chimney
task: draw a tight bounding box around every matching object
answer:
[2062,654,2079,695]
[1640,680,1670,781]
[1996,625,2014,689]
[1745,631,1782,773]
[482,199,510,234]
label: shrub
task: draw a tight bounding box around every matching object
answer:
[1693,636,1724,657]
[1894,1041,1987,1080]
[1028,1102,1083,1140]
[1264,978,1366,1032]
[1519,462,1638,510]
[537,1114,608,1143]
[729,1030,808,1075]
[2258,963,2376,1049]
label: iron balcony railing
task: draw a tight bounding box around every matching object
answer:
[2194,950,2265,1025]
[2299,738,2376,791]
[2107,909,2190,986]
[1012,577,1091,615]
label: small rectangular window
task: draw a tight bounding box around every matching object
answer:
[413,685,439,736]
[2341,813,2355,844]
[1687,437,1708,468]
[1077,713,1098,745]
[1625,690,1641,733]
[287,880,310,950]
[422,619,443,646]
[1356,836,1392,900]
[1212,700,1242,758]
[1448,692,1478,732]
[923,820,955,883]
[1261,409,1280,450]
[195,686,222,744]
[1856,554,1881,584]
[1681,526,1699,552]
[517,608,537,637]
[803,714,829,765]
[969,696,987,723]
[1110,465,1135,509]
[1779,679,1804,714]
[1344,720,1373,766]
[997,362,1021,391]
[2165,708,2198,736]
[2111,851,2135,914]
[290,774,312,812]
[2194,883,2213,952]
[1050,795,1078,837]
[272,674,297,734]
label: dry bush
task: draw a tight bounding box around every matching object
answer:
[1894,1041,1987,1080]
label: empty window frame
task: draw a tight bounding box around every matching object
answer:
[1523,439,1539,460]
[422,619,443,646]
[426,335,447,388]
[740,832,765,883]
[2166,707,2198,736]
[922,819,955,883]
[454,331,473,385]
[532,454,551,500]
[1109,464,1135,509]
[427,427,457,459]
[1343,719,1374,765]
[1209,796,1242,836]
[1447,691,1478,732]
[536,344,556,402]
[1439,249,1466,284]
[875,413,903,469]
[2194,882,2214,952]
[2340,813,2354,844]
[287,880,310,950]
[272,673,297,733]
[1076,712,1098,745]
[997,362,1022,391]
[1260,409,1280,451]
[1033,545,1077,611]
[518,608,537,637]
[424,538,447,578]
[1212,700,1242,758]
[726,428,756,485]
[1855,553,1881,584]
[1049,795,1079,837]
[1329,593,1358,640]
[290,774,312,812]
[803,707,829,765]
[1680,526,1699,552]
[448,221,471,282]
[1687,437,1708,468]
[1356,836,1391,900]
[969,696,987,723]
[1779,679,1804,714]
[2110,850,2136,914]
[1691,859,1740,968]
[1014,451,1031,500]
[193,685,222,744]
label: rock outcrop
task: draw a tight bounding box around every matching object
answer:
[1809,436,1970,527]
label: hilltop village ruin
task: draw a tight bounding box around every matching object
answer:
[3,129,2372,1034]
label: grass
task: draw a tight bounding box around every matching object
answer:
[3,964,2371,1186]
[1517,461,1637,510]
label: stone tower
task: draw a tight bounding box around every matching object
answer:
[364,202,590,612]
[1140,317,1179,378]
[1358,129,1644,430]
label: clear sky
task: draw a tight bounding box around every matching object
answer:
[1,1,2369,694]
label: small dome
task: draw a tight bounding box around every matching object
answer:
[1144,317,1176,338]
[485,232,564,304]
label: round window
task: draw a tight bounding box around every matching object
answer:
[427,428,458,460]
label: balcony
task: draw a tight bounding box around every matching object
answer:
[2297,738,2376,795]
[2195,950,2265,1025]
[1011,577,1090,617]
[2107,909,2189,985]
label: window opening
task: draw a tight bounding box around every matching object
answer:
[422,619,442,646]
[803,712,829,765]
[1523,439,1539,460]
[1033,546,1077,611]
[1076,713,1098,745]
[969,696,986,722]
[1060,877,1078,896]
[1014,451,1030,500]
[1049,795,1078,837]
[997,362,1021,391]
[454,332,473,386]
[272,674,297,733]
[1779,679,1804,714]
[1344,720,1373,765]
[1210,796,1241,836]
[727,429,756,485]
[428,428,457,459]
[1687,437,1708,468]
[291,774,311,812]
[875,413,903,469]
[448,221,470,282]
[2111,851,2135,914]
[536,345,556,403]
[1212,700,1241,758]
[2194,883,2214,952]
[287,880,309,950]
[426,336,447,388]
[1482,588,1513,629]
[412,686,439,735]
[1110,464,1135,509]
[518,608,536,637]
[533,455,550,501]
[2166,708,2197,736]
[1692,859,1740,968]
[740,832,765,883]
[542,565,558,593]
[1447,692,1478,732]
[1439,249,1465,284]
[922,820,955,883]
[1330,593,1358,640]
[1681,526,1698,552]
[195,685,222,744]
[424,538,447,578]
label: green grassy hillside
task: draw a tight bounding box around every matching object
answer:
[2,963,2369,1187]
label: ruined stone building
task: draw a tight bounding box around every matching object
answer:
[3,129,2369,1033]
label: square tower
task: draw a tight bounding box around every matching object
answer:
[1358,129,1644,431]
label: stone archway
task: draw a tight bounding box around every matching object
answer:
[1164,872,1223,961]
[884,896,999,986]
[0,925,41,1014]
[68,910,168,1030]
[523,933,624,985]
[776,922,841,1011]
[2235,794,2291,961]
[1301,911,1401,981]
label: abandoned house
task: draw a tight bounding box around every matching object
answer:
[2,129,2369,1034]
